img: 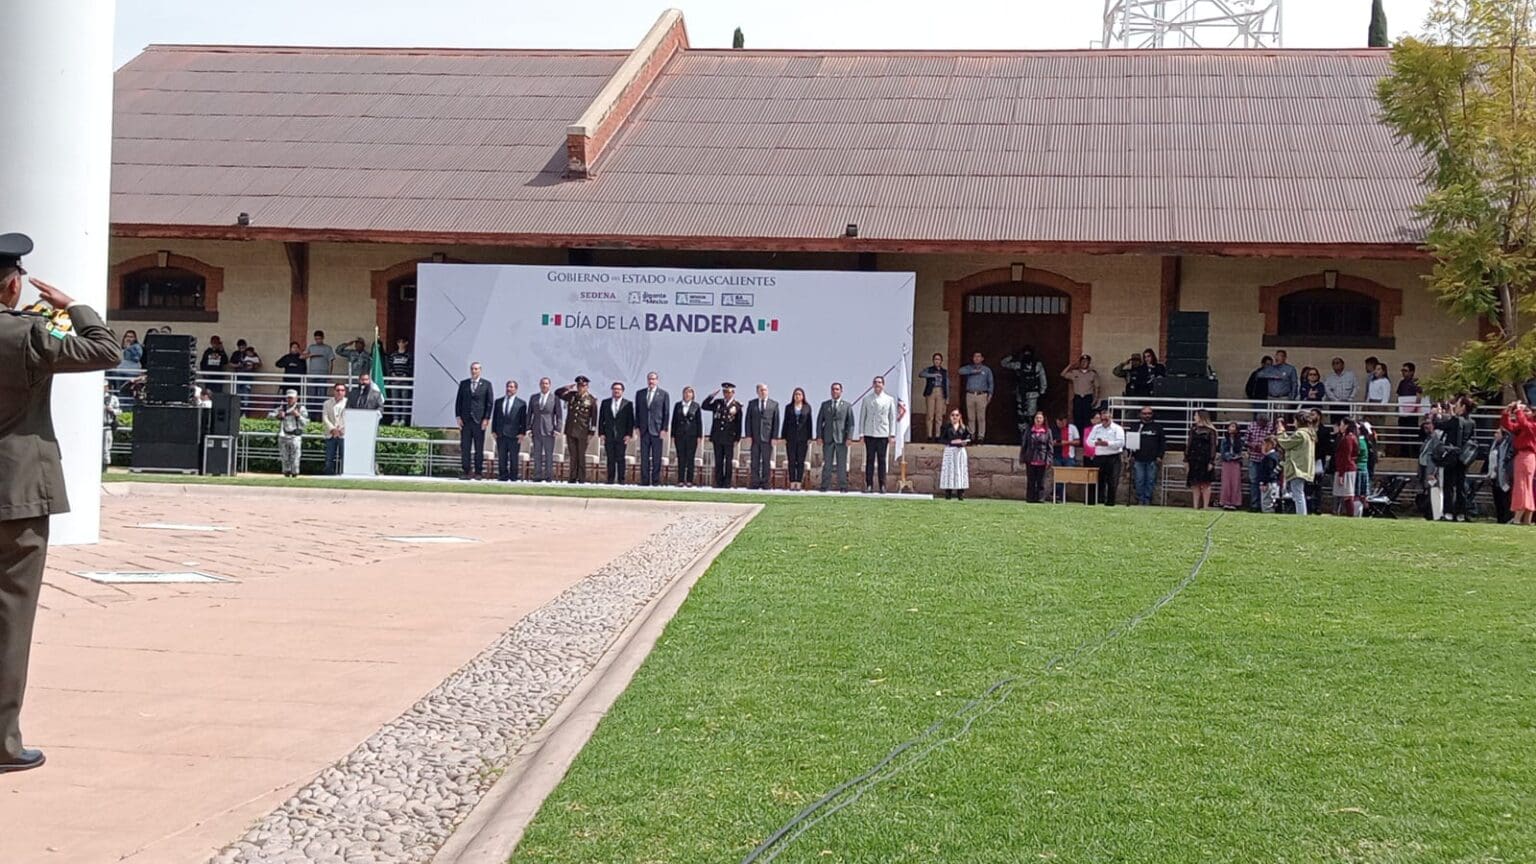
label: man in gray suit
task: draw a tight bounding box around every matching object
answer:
[633,370,670,486]
[526,377,562,482]
[745,383,780,490]
[817,381,856,493]
[0,233,121,774]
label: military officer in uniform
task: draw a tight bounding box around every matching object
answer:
[0,233,122,774]
[702,382,743,489]
[554,376,598,483]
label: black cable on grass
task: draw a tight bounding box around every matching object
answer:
[740,511,1227,864]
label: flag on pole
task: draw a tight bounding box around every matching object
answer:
[892,345,912,460]
[371,328,387,399]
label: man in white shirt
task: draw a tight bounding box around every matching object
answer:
[1087,412,1126,506]
[321,382,347,475]
[1322,356,1358,412]
[857,376,900,493]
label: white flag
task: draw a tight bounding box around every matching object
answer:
[893,346,912,460]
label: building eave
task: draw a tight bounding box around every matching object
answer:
[108,223,1430,261]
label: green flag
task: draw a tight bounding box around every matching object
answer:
[371,333,387,400]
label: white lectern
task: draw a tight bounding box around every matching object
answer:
[342,409,381,477]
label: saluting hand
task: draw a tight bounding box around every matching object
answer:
[29,277,75,309]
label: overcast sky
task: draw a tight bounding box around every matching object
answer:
[113,0,1436,66]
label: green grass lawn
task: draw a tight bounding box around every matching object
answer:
[502,499,1535,864]
[111,476,1536,862]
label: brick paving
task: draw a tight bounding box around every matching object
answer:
[0,483,740,864]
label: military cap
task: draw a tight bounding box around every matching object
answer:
[574,375,590,384]
[722,381,736,389]
[0,232,33,272]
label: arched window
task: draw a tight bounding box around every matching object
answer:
[120,266,206,312]
[1260,273,1401,350]
[1276,288,1379,345]
[109,252,223,322]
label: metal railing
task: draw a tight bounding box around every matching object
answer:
[1102,395,1508,456]
[109,369,418,420]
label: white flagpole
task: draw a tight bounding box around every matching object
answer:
[894,345,913,492]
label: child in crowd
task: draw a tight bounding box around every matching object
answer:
[1054,415,1080,467]
[1259,436,1282,513]
[1333,418,1360,516]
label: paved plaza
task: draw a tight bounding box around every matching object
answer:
[0,483,751,864]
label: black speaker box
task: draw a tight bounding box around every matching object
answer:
[202,435,235,476]
[145,382,196,405]
[143,333,196,354]
[146,365,195,384]
[1167,312,1209,336]
[1153,376,1220,399]
[1166,358,1209,377]
[206,392,241,437]
[132,405,204,471]
[1165,340,1209,362]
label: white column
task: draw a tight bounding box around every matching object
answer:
[0,1,118,545]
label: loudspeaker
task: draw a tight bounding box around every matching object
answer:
[1165,339,1209,362]
[207,392,241,437]
[144,333,195,354]
[1153,376,1220,399]
[1167,312,1209,339]
[146,382,196,404]
[202,435,235,476]
[1166,358,1209,377]
[132,405,203,472]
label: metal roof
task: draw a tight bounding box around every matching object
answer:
[111,45,1424,251]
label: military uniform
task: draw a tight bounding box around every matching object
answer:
[0,232,122,770]
[554,379,598,482]
[702,386,743,488]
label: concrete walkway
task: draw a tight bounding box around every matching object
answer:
[0,483,740,864]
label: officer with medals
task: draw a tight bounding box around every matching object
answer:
[554,375,598,483]
[0,232,121,774]
[702,382,744,488]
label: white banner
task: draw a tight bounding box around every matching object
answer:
[414,265,916,435]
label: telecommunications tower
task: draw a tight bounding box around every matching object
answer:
[1100,0,1283,49]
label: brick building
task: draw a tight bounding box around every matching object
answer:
[109,9,1465,443]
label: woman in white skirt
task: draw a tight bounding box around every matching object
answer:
[938,407,973,500]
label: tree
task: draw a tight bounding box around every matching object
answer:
[733,27,745,49]
[1369,0,1389,47]
[1376,0,1536,396]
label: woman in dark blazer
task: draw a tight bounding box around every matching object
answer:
[781,387,814,490]
[671,385,704,486]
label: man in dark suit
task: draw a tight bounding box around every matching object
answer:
[817,381,856,492]
[670,385,703,487]
[455,361,494,479]
[0,233,121,774]
[702,382,743,489]
[597,381,634,484]
[554,376,598,483]
[745,382,780,490]
[526,377,562,482]
[492,379,528,482]
[633,370,670,486]
[345,371,383,410]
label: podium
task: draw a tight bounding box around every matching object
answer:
[342,408,381,477]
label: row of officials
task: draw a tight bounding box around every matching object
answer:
[453,366,905,492]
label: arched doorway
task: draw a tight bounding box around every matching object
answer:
[370,257,466,348]
[944,266,1090,445]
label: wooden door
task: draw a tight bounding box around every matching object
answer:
[960,287,1072,444]
[387,273,418,348]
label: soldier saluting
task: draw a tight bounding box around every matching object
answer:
[702,382,744,489]
[554,375,598,483]
[0,232,121,774]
